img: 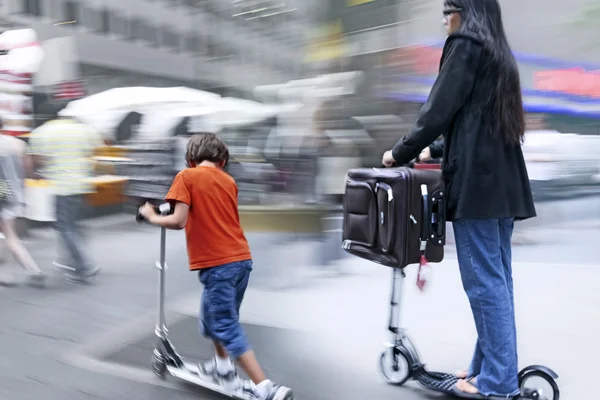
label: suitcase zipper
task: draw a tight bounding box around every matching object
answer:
[399,168,410,268]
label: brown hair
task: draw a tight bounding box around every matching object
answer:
[185,132,229,166]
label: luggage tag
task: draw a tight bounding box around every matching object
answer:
[417,184,432,292]
[416,254,431,292]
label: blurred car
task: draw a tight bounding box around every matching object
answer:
[227,146,279,205]
[522,130,600,201]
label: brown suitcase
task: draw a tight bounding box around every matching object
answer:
[342,167,446,268]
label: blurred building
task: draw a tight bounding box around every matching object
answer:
[1,0,309,97]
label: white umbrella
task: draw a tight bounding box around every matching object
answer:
[60,86,221,117]
[58,86,223,140]
[137,106,222,140]
[206,97,280,127]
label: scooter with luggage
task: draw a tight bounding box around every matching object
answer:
[342,165,559,400]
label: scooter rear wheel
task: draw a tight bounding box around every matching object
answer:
[519,370,559,400]
[152,349,167,378]
[379,347,411,386]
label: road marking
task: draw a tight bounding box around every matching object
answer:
[66,352,193,392]
[62,304,190,388]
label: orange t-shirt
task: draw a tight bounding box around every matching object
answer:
[165,166,252,270]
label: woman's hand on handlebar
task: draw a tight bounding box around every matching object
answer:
[382,150,396,168]
[418,147,432,163]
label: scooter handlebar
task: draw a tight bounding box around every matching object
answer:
[136,202,172,223]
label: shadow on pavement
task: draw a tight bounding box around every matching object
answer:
[100,316,451,400]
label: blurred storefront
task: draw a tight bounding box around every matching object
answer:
[383,43,600,134]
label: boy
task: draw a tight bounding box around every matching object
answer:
[139,133,294,400]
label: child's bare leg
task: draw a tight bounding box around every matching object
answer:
[212,341,236,372]
[213,341,229,359]
[237,350,266,384]
[200,261,293,398]
[239,350,293,399]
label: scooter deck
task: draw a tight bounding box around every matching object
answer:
[167,361,256,400]
[413,369,539,400]
[413,368,458,394]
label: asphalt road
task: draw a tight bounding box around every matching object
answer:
[0,213,598,400]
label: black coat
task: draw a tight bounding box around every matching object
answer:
[391,33,536,221]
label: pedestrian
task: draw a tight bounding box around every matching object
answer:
[0,129,46,285]
[28,102,104,283]
[381,0,536,398]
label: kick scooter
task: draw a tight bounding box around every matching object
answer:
[379,267,560,400]
[376,186,560,400]
[137,203,256,400]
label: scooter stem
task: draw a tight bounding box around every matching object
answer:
[156,227,167,338]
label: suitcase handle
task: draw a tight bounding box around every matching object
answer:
[420,185,430,249]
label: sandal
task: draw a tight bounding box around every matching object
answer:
[456,370,469,379]
[451,378,511,400]
[452,378,484,399]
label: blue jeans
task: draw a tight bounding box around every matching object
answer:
[55,195,92,274]
[198,260,253,359]
[453,218,520,397]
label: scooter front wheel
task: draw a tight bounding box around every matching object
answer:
[379,347,411,386]
[152,349,167,378]
[519,370,559,400]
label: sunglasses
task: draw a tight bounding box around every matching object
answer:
[443,7,462,17]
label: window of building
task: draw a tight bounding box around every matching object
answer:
[129,18,140,41]
[205,37,234,60]
[64,1,79,22]
[110,14,129,37]
[206,37,216,58]
[151,26,161,47]
[100,9,110,34]
[79,5,96,30]
[22,0,42,16]
[182,0,208,12]
[45,0,58,20]
[184,33,202,54]
[140,22,159,46]
[162,28,181,51]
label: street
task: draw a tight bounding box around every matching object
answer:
[0,212,598,400]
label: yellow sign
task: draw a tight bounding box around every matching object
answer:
[304,20,346,63]
[347,0,374,6]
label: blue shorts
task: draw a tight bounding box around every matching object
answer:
[198,260,253,359]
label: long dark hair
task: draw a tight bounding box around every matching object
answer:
[444,0,525,145]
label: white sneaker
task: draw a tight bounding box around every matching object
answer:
[198,358,242,391]
[255,381,294,400]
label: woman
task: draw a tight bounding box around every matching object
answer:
[382,0,535,398]
[0,133,46,285]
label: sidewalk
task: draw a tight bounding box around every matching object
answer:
[66,255,598,400]
[0,214,597,399]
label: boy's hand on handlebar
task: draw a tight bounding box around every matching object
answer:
[139,202,156,222]
[382,150,396,168]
